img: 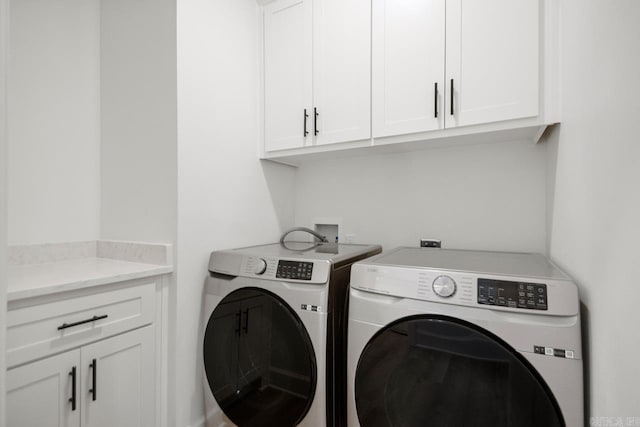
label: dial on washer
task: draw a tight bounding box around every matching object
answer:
[432,275,456,298]
[253,258,267,275]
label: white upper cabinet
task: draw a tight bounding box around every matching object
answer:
[263,0,313,152]
[263,0,371,152]
[261,0,556,163]
[313,0,371,146]
[374,0,540,137]
[372,0,445,137]
[445,0,539,128]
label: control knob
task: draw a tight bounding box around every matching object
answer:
[253,258,267,275]
[432,275,456,298]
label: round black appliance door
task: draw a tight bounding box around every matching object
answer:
[355,315,564,427]
[204,288,316,427]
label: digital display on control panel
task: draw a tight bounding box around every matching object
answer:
[477,279,548,310]
[276,260,313,280]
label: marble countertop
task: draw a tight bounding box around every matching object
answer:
[8,257,173,301]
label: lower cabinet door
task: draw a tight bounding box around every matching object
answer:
[80,326,155,427]
[7,350,81,427]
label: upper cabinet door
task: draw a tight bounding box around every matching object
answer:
[372,0,445,138]
[313,0,371,145]
[264,0,313,152]
[445,0,539,128]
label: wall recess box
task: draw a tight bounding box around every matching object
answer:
[313,218,342,243]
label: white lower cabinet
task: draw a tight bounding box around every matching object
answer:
[81,326,155,427]
[7,326,154,427]
[6,279,162,427]
[7,350,81,427]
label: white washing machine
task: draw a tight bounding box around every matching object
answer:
[347,247,583,427]
[204,242,381,427]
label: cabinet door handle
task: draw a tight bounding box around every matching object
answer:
[235,310,241,336]
[242,309,249,334]
[89,359,97,401]
[69,366,77,411]
[450,79,454,116]
[58,314,108,331]
[314,107,319,136]
[303,109,309,137]
[434,82,439,118]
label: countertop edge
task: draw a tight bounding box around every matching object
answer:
[8,264,174,302]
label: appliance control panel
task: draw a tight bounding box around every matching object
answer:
[350,264,580,316]
[276,260,314,280]
[237,256,330,284]
[477,278,548,311]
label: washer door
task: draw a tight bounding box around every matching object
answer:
[203,288,316,427]
[355,315,564,427]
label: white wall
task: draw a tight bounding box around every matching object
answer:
[7,0,100,245]
[295,141,548,253]
[547,0,640,420]
[176,0,296,425]
[100,0,177,244]
[0,0,9,423]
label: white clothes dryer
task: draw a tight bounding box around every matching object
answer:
[204,242,381,427]
[347,247,583,427]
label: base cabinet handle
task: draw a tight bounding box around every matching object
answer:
[89,358,97,401]
[69,366,77,411]
[58,314,108,331]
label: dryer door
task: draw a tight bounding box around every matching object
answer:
[203,288,317,427]
[355,315,564,427]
